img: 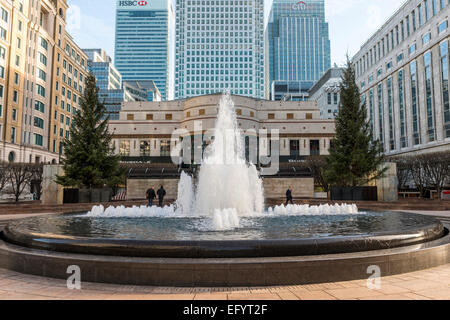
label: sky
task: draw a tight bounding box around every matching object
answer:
[66,0,406,66]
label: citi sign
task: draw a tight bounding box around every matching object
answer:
[292,1,307,10]
[119,1,148,6]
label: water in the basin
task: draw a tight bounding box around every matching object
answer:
[86,92,361,230]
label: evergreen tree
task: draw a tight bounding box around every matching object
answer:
[56,73,122,188]
[324,57,386,187]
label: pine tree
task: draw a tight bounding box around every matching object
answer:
[56,73,122,188]
[324,57,386,187]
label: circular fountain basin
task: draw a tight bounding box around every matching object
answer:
[1,211,445,258]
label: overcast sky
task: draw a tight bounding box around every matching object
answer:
[67,0,406,66]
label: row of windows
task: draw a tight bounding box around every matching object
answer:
[356,0,449,77]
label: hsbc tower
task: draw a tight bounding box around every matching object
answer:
[115,0,175,100]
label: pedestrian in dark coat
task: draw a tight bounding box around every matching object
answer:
[286,187,294,206]
[157,186,166,207]
[146,187,156,207]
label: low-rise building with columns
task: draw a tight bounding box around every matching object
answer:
[108,93,335,164]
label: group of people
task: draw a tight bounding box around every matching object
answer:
[146,186,166,207]
[145,185,294,207]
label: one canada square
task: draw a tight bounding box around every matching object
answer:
[268,0,331,100]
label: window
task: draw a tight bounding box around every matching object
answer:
[268,113,275,120]
[0,27,6,41]
[127,114,134,121]
[146,114,153,120]
[36,84,45,97]
[410,61,421,145]
[439,20,448,34]
[160,140,171,157]
[40,37,48,50]
[441,41,450,138]
[1,8,8,22]
[398,70,408,148]
[39,53,47,66]
[423,33,431,45]
[306,113,313,120]
[38,68,46,81]
[34,117,44,129]
[140,141,151,156]
[424,52,435,142]
[119,141,130,156]
[11,127,15,143]
[409,44,417,55]
[13,90,18,103]
[199,109,205,115]
[35,101,45,113]
[387,78,395,151]
[236,109,242,116]
[0,46,5,59]
[165,114,173,120]
[287,113,294,120]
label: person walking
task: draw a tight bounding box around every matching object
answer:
[146,187,156,207]
[157,185,166,207]
[286,186,294,206]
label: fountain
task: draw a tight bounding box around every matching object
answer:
[0,92,448,287]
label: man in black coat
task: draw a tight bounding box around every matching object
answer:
[146,187,156,207]
[286,186,294,206]
[157,186,166,207]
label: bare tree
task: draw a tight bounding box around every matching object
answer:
[304,156,330,193]
[409,156,429,198]
[0,162,8,194]
[421,151,450,200]
[8,163,33,202]
[392,156,412,189]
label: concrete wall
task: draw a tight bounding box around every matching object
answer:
[263,178,314,199]
[42,165,64,205]
[126,177,314,201]
[127,179,179,200]
[375,162,398,202]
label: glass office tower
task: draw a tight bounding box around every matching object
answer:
[175,0,266,100]
[268,0,330,100]
[115,0,175,100]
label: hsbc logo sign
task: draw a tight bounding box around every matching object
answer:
[119,1,148,6]
[292,1,307,10]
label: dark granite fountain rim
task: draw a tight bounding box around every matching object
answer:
[0,212,446,259]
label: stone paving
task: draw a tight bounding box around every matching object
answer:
[0,265,448,300]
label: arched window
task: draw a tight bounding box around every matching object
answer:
[8,151,15,163]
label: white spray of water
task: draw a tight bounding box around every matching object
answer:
[194,92,265,222]
[85,93,362,230]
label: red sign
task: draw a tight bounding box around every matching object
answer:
[138,1,148,6]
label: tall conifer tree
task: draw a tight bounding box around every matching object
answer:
[56,73,121,188]
[324,58,386,187]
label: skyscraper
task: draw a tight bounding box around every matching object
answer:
[115,0,175,100]
[268,0,330,100]
[175,0,267,100]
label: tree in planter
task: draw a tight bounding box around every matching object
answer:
[8,163,33,202]
[392,156,412,190]
[324,57,386,187]
[304,156,330,193]
[56,73,122,189]
[409,155,429,198]
[421,151,450,200]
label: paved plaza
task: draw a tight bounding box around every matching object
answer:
[0,265,448,300]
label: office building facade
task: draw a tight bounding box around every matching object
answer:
[115,0,175,101]
[174,0,267,100]
[354,0,450,156]
[0,0,88,164]
[309,67,344,119]
[268,0,331,100]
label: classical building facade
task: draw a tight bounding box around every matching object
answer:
[108,94,335,164]
[354,0,450,156]
[0,0,88,164]
[174,0,267,100]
